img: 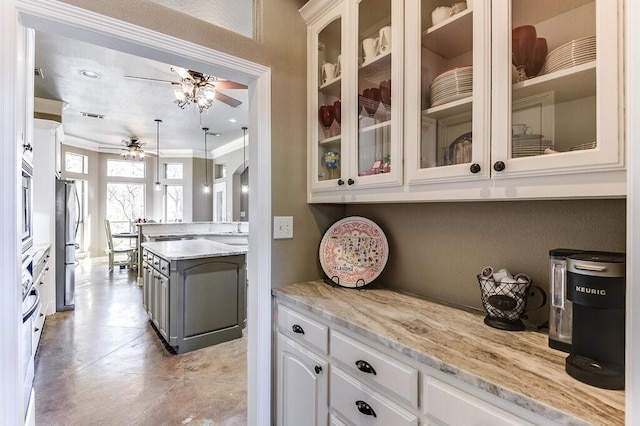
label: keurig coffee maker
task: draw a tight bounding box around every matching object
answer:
[565,252,625,390]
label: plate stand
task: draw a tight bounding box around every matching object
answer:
[323,276,368,290]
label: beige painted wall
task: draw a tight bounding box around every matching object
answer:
[191,157,213,221]
[57,0,343,286]
[346,199,626,323]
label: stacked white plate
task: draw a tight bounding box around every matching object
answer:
[570,141,597,151]
[512,134,554,158]
[429,66,473,107]
[541,35,596,75]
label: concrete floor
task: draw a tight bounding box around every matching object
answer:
[33,258,247,425]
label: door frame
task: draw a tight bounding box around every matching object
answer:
[0,1,272,424]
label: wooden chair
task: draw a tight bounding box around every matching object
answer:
[104,219,137,272]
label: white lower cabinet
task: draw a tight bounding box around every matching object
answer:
[331,367,418,426]
[277,333,328,426]
[275,302,539,426]
[423,378,532,426]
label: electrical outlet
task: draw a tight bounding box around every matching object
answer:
[273,216,293,239]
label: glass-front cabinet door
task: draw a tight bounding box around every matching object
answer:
[309,4,345,192]
[405,0,491,184]
[350,0,403,189]
[491,0,623,178]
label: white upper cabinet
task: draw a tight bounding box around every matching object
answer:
[303,0,404,198]
[405,0,491,184]
[301,0,625,203]
[490,0,623,179]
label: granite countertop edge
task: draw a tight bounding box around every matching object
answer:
[143,231,249,238]
[272,284,601,426]
[142,240,247,261]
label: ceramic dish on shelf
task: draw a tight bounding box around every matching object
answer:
[541,36,596,75]
[319,216,389,288]
[430,92,472,108]
[430,65,473,107]
[570,141,597,151]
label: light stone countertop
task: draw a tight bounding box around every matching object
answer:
[144,231,248,238]
[273,280,624,426]
[142,239,247,261]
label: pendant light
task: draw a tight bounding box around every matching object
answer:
[154,119,162,191]
[241,126,248,194]
[202,127,210,194]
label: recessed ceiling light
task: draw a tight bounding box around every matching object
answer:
[79,70,101,79]
[229,118,237,123]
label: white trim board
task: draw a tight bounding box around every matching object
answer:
[2,0,272,424]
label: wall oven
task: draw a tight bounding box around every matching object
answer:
[21,158,33,253]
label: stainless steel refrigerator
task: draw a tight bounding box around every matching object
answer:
[55,179,79,311]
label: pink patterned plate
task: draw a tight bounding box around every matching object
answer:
[319,216,389,288]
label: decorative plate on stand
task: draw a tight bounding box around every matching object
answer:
[319,216,389,288]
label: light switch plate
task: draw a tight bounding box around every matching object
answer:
[273,216,293,239]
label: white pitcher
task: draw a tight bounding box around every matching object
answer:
[362,37,379,62]
[321,62,338,84]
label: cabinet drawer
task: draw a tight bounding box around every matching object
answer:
[158,257,170,275]
[330,367,418,426]
[32,301,44,350]
[277,305,328,355]
[331,331,418,407]
[423,377,531,426]
[142,250,151,262]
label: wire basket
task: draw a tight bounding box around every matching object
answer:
[477,274,532,326]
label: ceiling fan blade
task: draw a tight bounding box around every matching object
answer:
[124,75,179,85]
[212,80,248,90]
[171,66,192,80]
[215,91,242,108]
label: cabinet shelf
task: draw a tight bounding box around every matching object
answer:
[422,8,472,59]
[319,134,342,145]
[359,120,391,133]
[360,49,392,77]
[513,61,596,103]
[319,76,341,98]
[423,95,472,119]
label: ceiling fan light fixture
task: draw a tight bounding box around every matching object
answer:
[174,89,186,102]
[121,137,146,161]
[172,70,219,113]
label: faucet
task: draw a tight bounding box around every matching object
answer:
[237,221,242,233]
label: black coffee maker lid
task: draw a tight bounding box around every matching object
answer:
[567,251,625,278]
[568,251,625,263]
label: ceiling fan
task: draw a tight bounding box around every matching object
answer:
[99,137,150,160]
[124,66,246,109]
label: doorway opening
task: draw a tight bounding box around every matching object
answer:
[8,2,273,424]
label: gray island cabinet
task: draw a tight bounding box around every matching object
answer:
[141,239,247,354]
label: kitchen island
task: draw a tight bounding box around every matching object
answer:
[142,239,247,354]
[135,222,248,277]
[273,280,624,425]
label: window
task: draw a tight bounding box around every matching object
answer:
[165,163,183,179]
[106,183,145,234]
[65,152,88,174]
[164,185,183,222]
[215,163,227,179]
[107,160,145,178]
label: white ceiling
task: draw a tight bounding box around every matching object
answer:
[34,30,249,155]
